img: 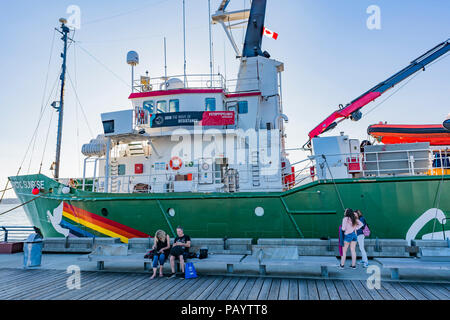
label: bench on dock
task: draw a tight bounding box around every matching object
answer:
[78,238,252,271]
[375,258,450,280]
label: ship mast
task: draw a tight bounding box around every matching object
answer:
[54,18,70,179]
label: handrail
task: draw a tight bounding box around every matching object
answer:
[0,226,35,242]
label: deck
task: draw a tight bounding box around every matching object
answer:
[1,268,449,300]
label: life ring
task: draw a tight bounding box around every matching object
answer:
[169,157,183,170]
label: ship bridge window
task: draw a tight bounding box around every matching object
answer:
[238,101,248,114]
[205,98,216,111]
[156,100,168,113]
[143,100,155,113]
[169,99,180,113]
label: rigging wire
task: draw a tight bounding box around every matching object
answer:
[83,0,169,26]
[364,52,450,118]
[74,42,131,89]
[66,70,95,138]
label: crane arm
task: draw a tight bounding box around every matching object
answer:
[307,38,450,142]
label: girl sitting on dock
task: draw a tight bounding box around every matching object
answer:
[339,208,363,269]
[150,230,171,279]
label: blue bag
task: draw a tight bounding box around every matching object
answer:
[185,262,197,279]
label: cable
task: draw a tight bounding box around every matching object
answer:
[74,42,131,89]
[66,70,95,138]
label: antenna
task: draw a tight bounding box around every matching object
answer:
[208,0,213,85]
[183,0,187,87]
[127,51,139,93]
[164,37,168,84]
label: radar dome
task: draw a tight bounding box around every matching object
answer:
[127,51,139,66]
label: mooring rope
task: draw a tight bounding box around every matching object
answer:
[322,155,346,212]
[0,192,48,217]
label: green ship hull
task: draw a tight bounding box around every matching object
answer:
[9,174,450,242]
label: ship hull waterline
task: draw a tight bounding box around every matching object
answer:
[8,174,450,243]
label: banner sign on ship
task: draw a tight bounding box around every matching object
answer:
[150,111,235,128]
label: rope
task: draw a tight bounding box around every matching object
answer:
[322,155,346,212]
[0,192,49,217]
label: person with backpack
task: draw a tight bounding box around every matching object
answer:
[150,230,171,280]
[339,208,363,269]
[168,226,191,278]
[355,209,369,268]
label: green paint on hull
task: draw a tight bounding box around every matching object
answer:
[8,174,450,242]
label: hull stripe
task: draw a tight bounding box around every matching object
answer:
[62,202,149,242]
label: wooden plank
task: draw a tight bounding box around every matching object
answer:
[357,280,383,300]
[399,283,428,300]
[135,275,184,300]
[9,271,76,300]
[2,270,69,299]
[79,273,141,300]
[0,271,49,298]
[177,276,211,300]
[298,279,308,300]
[186,277,218,300]
[247,278,265,300]
[257,278,273,300]
[374,284,395,300]
[306,280,319,300]
[216,277,240,300]
[389,282,416,300]
[227,277,249,300]
[119,275,170,300]
[343,281,364,300]
[207,277,234,300]
[333,280,351,300]
[48,272,115,300]
[278,279,289,300]
[288,279,298,300]
[324,280,340,300]
[100,274,152,300]
[73,272,138,300]
[195,277,226,300]
[164,277,202,300]
[236,277,256,300]
[0,270,52,294]
[420,283,450,300]
[351,280,373,300]
[381,282,406,300]
[267,279,281,300]
[410,283,439,300]
[157,277,195,300]
[316,280,330,300]
[39,271,102,300]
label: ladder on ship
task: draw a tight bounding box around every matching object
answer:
[251,151,261,187]
[110,159,119,193]
[128,142,145,156]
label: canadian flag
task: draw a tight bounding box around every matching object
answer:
[263,27,278,40]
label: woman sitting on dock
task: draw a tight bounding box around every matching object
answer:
[339,208,363,269]
[150,230,171,279]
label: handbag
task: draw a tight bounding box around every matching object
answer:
[199,248,208,259]
[144,248,156,259]
[185,262,197,279]
[362,224,371,237]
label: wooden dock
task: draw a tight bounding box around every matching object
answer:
[0,268,448,300]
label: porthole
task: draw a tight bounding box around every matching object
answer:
[101,208,108,217]
[168,208,176,217]
[255,207,264,217]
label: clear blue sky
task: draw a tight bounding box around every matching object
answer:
[1,0,449,198]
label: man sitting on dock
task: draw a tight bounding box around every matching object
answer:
[168,226,191,278]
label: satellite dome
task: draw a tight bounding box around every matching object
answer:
[127,51,139,66]
[166,78,184,89]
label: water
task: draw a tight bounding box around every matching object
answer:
[0,203,32,227]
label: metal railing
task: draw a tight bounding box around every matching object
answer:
[0,226,35,242]
[132,73,261,94]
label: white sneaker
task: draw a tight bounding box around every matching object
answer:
[363,262,369,268]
